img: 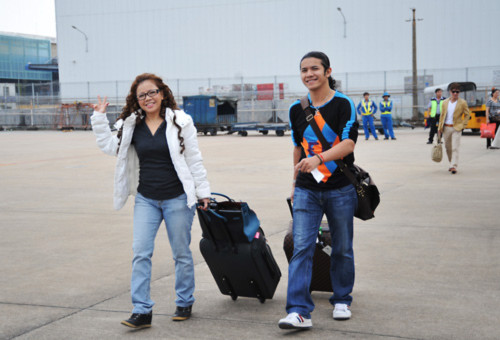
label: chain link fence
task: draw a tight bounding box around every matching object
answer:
[1,65,499,130]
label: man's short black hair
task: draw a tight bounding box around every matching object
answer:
[449,83,461,91]
[435,88,442,94]
[363,92,369,96]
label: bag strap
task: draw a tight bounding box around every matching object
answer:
[299,96,360,187]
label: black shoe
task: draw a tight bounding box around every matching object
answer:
[391,137,397,140]
[383,137,389,140]
[375,138,379,140]
[426,141,433,144]
[121,312,152,329]
[172,305,192,321]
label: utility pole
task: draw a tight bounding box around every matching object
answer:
[406,9,422,121]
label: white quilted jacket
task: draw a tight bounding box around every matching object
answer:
[91,108,211,210]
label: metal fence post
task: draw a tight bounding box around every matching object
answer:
[241,76,244,100]
[176,79,180,102]
[87,81,90,104]
[384,71,387,92]
[116,80,119,107]
[50,80,54,105]
[273,75,278,122]
[345,72,348,94]
[31,83,35,126]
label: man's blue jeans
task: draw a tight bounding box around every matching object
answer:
[131,192,195,314]
[286,185,357,319]
[380,114,395,139]
[362,115,378,139]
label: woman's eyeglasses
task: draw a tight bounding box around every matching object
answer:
[137,89,160,101]
[451,90,460,94]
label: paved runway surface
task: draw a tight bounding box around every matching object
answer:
[1,128,499,339]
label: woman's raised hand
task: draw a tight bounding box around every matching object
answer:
[93,96,109,113]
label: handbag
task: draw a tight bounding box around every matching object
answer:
[480,123,496,139]
[197,193,261,245]
[431,136,443,162]
[489,114,500,123]
[299,97,380,221]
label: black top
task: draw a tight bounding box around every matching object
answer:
[290,92,359,190]
[131,119,185,200]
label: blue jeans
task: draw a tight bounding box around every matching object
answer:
[286,185,357,319]
[362,115,378,139]
[131,192,195,313]
[380,114,395,139]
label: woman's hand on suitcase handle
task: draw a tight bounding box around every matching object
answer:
[198,198,210,211]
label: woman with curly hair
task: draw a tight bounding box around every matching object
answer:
[91,73,210,329]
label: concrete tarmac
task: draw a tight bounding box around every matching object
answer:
[0,128,499,339]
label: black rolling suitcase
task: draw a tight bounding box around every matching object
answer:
[198,193,281,303]
[283,198,333,292]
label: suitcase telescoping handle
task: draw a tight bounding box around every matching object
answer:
[286,197,293,217]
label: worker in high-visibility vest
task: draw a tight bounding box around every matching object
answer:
[426,88,445,144]
[356,92,378,140]
[379,92,396,140]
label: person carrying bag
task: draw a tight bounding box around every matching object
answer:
[279,51,369,331]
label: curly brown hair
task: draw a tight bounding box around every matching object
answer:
[116,73,185,154]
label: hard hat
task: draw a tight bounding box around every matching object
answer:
[382,92,390,98]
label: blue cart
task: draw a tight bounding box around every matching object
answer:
[182,95,237,135]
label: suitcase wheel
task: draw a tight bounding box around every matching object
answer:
[258,297,266,304]
[231,294,238,301]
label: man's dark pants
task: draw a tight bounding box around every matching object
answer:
[428,114,440,143]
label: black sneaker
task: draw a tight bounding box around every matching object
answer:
[172,305,192,321]
[426,141,433,144]
[383,137,389,140]
[121,312,152,329]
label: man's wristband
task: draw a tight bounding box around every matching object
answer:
[315,154,323,164]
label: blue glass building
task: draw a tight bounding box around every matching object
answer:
[0,33,52,83]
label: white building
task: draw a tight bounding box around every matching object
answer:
[55,0,500,109]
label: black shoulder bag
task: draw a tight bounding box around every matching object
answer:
[299,96,380,221]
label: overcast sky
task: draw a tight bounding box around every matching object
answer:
[0,0,56,37]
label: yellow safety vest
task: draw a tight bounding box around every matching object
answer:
[381,101,392,114]
[362,101,373,116]
[430,99,443,118]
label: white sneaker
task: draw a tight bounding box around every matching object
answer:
[278,312,312,329]
[333,304,351,320]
